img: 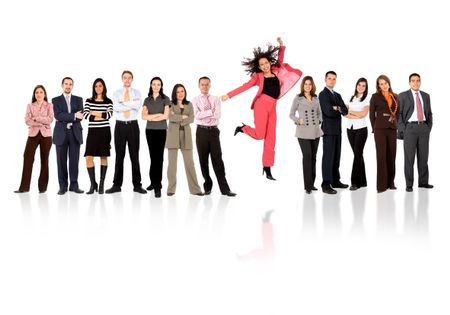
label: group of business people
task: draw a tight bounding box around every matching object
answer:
[290,71,433,194]
[15,72,237,198]
[14,44,433,199]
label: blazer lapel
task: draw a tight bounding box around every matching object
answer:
[406,92,415,120]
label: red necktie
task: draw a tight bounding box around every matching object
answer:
[415,92,424,122]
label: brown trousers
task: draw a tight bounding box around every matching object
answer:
[374,128,396,192]
[18,132,52,192]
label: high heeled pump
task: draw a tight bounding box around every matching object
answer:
[234,123,246,136]
[262,166,276,181]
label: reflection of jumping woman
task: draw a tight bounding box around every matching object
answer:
[221,37,302,180]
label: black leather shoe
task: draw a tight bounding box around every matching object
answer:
[14,190,28,193]
[193,192,204,196]
[377,188,387,193]
[167,192,175,196]
[332,182,349,189]
[204,190,211,195]
[222,191,237,197]
[57,189,67,195]
[305,189,312,194]
[154,189,161,198]
[133,187,147,194]
[312,186,318,191]
[322,185,337,194]
[146,185,154,191]
[419,184,434,189]
[349,185,359,191]
[406,186,413,192]
[105,186,121,194]
[389,185,397,190]
[69,187,84,194]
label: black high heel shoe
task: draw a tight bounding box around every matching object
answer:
[234,123,246,136]
[262,166,276,181]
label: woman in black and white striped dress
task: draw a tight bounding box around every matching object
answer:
[83,78,113,194]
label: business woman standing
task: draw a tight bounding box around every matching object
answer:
[142,77,170,198]
[15,85,54,193]
[83,78,113,194]
[289,76,323,194]
[346,78,370,191]
[369,75,398,193]
[166,84,204,196]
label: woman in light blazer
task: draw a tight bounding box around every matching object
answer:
[166,84,204,196]
[289,76,323,194]
[15,85,54,193]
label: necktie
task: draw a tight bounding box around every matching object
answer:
[203,95,211,110]
[124,88,130,102]
[65,95,71,112]
[66,95,72,129]
[124,88,130,119]
[415,92,424,122]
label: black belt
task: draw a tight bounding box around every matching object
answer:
[116,120,137,125]
[197,125,218,129]
[408,121,426,125]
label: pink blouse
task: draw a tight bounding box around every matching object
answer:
[25,101,54,137]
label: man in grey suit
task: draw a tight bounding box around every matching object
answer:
[398,73,433,192]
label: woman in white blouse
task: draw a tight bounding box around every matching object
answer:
[346,78,370,191]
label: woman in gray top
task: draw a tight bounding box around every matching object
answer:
[289,76,323,193]
[142,77,170,198]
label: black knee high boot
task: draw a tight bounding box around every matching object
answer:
[99,165,107,194]
[86,167,98,194]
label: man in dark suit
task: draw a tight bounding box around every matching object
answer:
[319,71,349,194]
[398,73,433,192]
[53,77,84,195]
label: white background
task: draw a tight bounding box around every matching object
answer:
[1,0,449,314]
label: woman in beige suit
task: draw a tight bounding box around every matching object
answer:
[166,84,204,196]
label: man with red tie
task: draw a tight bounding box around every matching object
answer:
[398,73,433,192]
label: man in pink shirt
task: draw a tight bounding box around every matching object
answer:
[191,77,236,197]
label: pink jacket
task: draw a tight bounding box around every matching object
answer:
[227,46,303,109]
[25,101,54,137]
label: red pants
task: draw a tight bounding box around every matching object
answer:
[242,94,277,167]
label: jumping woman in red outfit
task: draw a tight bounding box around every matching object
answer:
[221,37,302,180]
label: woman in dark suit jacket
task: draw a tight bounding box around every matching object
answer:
[369,75,398,193]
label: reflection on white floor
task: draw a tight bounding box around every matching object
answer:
[2,183,448,314]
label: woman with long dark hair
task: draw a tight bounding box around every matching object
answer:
[142,77,170,198]
[165,84,203,196]
[369,75,398,193]
[346,78,370,191]
[221,37,302,180]
[15,85,54,193]
[83,78,113,194]
[289,76,322,194]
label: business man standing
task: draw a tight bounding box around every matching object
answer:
[105,70,146,194]
[319,71,349,194]
[398,73,433,192]
[53,77,84,195]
